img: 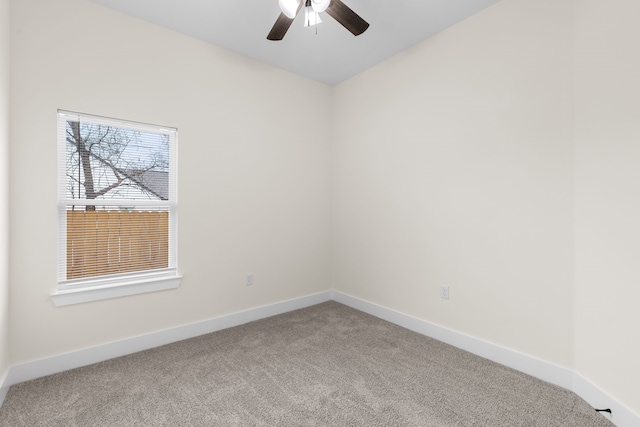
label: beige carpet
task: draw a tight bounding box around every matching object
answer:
[0,301,613,426]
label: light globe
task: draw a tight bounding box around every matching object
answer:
[311,0,330,13]
[279,0,300,18]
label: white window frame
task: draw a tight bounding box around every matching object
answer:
[51,110,181,306]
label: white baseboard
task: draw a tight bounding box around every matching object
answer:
[331,291,640,427]
[0,369,8,407]
[573,372,639,427]
[2,289,638,427]
[1,291,332,399]
[330,291,574,389]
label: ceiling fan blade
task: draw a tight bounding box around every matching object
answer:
[267,2,304,41]
[267,13,294,40]
[325,0,369,36]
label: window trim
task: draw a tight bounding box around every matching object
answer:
[51,271,182,307]
[52,111,181,306]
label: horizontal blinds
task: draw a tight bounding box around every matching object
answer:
[57,111,178,283]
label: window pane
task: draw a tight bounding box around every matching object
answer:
[65,120,170,201]
[66,207,169,280]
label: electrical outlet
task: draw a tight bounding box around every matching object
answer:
[246,274,253,286]
[440,285,450,300]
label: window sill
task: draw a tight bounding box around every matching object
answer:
[51,272,182,307]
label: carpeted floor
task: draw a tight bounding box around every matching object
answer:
[0,301,613,426]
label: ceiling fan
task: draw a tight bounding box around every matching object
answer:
[267,0,369,41]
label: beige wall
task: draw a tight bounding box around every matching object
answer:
[9,0,332,363]
[332,0,575,367]
[574,0,640,414]
[0,0,9,382]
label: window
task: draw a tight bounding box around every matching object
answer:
[52,111,180,306]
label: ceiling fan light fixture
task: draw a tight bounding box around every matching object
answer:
[304,7,323,27]
[311,0,330,13]
[279,0,300,19]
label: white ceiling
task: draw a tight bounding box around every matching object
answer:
[89,0,502,86]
